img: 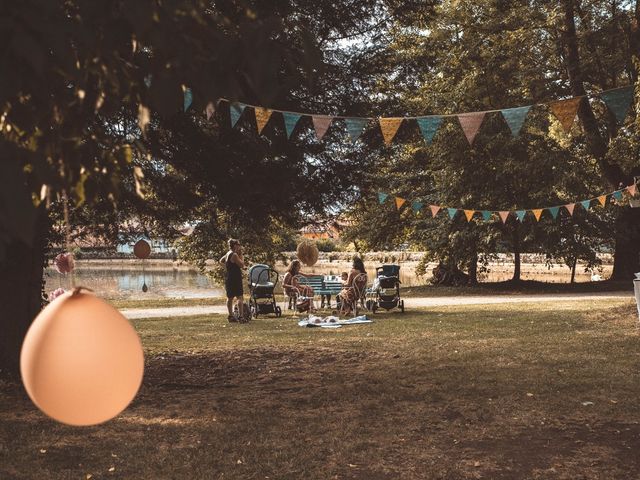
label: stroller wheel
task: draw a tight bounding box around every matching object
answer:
[275,306,282,317]
[400,300,405,313]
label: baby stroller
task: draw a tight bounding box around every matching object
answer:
[248,264,282,318]
[367,264,404,313]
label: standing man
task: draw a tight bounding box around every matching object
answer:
[219,238,245,322]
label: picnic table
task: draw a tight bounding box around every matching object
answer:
[296,275,344,308]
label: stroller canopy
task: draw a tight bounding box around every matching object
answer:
[377,264,400,277]
[249,264,276,287]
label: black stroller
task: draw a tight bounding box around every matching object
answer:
[367,264,404,313]
[248,264,282,318]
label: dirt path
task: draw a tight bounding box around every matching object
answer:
[121,292,634,319]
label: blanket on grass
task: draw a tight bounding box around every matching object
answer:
[298,315,372,328]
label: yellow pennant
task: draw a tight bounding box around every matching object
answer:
[464,210,475,221]
[379,118,403,144]
[395,197,406,209]
[597,195,607,207]
[532,209,543,221]
[255,108,273,134]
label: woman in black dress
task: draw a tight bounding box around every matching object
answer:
[219,238,245,321]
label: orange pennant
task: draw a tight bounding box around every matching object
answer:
[628,184,637,196]
[312,115,333,140]
[499,211,510,223]
[565,203,575,216]
[549,97,581,133]
[379,118,403,144]
[395,197,406,209]
[464,210,475,221]
[205,102,215,121]
[254,108,273,134]
[430,205,441,217]
[532,209,543,221]
[597,195,607,207]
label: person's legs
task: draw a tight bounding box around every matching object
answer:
[226,296,233,317]
[237,296,244,317]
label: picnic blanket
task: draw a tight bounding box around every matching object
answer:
[298,314,372,328]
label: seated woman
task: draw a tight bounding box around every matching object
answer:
[282,260,315,310]
[338,256,367,315]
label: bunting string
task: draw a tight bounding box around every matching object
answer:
[376,183,638,223]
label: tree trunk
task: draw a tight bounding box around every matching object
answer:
[611,206,640,280]
[468,253,478,285]
[0,206,48,376]
[570,257,577,284]
[512,226,521,282]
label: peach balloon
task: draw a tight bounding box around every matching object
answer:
[20,290,144,426]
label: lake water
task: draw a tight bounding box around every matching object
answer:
[44,259,610,300]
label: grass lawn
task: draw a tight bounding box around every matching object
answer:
[1,299,639,479]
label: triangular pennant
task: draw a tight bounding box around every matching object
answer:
[379,118,403,144]
[447,208,458,219]
[430,205,441,217]
[464,210,475,221]
[345,118,369,142]
[183,88,193,112]
[612,191,623,201]
[481,210,492,221]
[205,102,215,121]
[499,211,510,223]
[416,116,443,144]
[395,197,406,209]
[580,199,591,210]
[532,209,543,221]
[597,195,607,207]
[230,103,246,127]
[565,203,575,216]
[282,112,302,138]
[457,112,486,145]
[312,115,333,140]
[412,201,423,213]
[627,184,637,196]
[548,206,560,219]
[549,97,581,133]
[515,210,526,222]
[501,106,531,136]
[377,193,388,204]
[254,108,273,134]
[601,86,634,125]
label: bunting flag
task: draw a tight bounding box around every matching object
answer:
[612,191,623,201]
[283,112,302,138]
[447,208,458,219]
[597,195,607,207]
[183,88,193,112]
[255,108,273,134]
[499,211,510,223]
[464,210,475,221]
[628,184,637,196]
[395,197,406,209]
[501,106,531,136]
[379,118,403,144]
[345,118,369,142]
[378,193,388,204]
[565,203,575,216]
[481,210,492,221]
[205,102,216,120]
[430,205,441,217]
[312,115,333,140]
[412,201,424,212]
[416,116,443,144]
[515,210,526,221]
[601,86,634,125]
[549,97,581,133]
[580,199,591,210]
[548,206,560,219]
[230,103,246,127]
[457,112,486,145]
[532,209,543,221]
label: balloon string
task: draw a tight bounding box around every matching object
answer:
[62,191,76,289]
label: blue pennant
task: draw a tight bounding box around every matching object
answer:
[601,86,634,125]
[345,118,369,141]
[282,112,302,138]
[515,210,526,221]
[481,210,492,221]
[378,193,388,204]
[612,191,623,200]
[447,208,458,219]
[412,201,424,212]
[183,88,193,112]
[580,199,591,210]
[548,206,560,219]
[416,116,443,144]
[501,106,531,136]
[230,103,246,127]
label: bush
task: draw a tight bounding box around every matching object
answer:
[316,238,339,252]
